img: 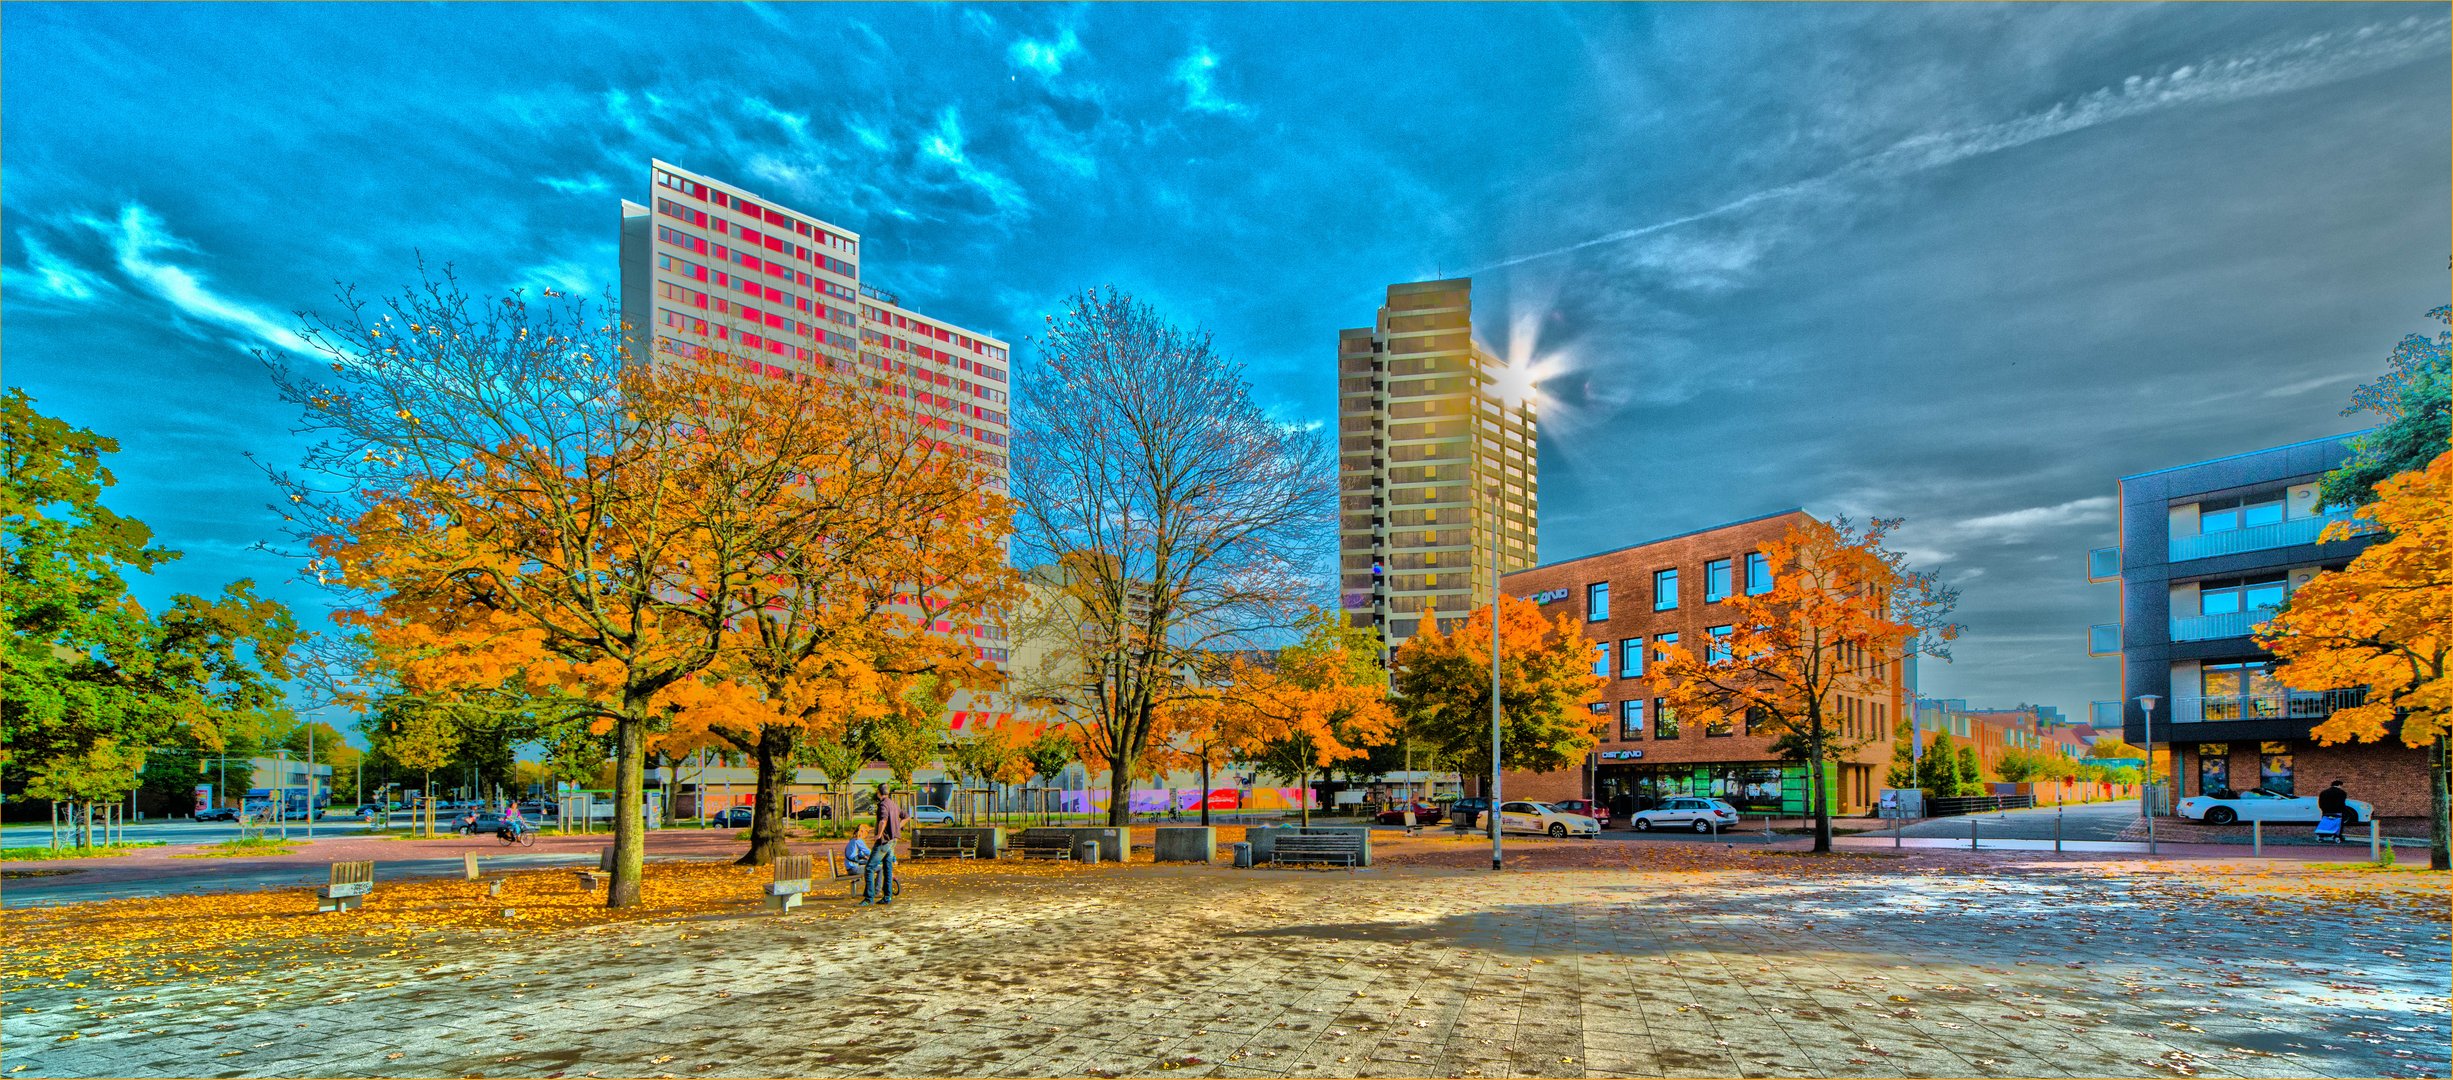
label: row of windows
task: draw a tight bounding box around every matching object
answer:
[656,279,854,333]
[1593,627,1738,679]
[859,304,1009,364]
[654,170,857,254]
[657,201,856,289]
[1610,698,1735,741]
[860,328,1010,387]
[1582,552,1771,621]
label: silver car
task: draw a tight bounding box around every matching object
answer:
[1629,797,1741,834]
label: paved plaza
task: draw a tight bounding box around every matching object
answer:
[2,838,2446,1080]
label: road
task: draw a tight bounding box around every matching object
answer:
[1,817,388,848]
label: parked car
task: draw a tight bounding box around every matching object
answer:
[909,804,957,825]
[355,803,386,819]
[710,806,755,828]
[1548,798,1611,829]
[1628,797,1740,834]
[1495,801,1600,838]
[1373,803,1444,826]
[2178,788,2372,826]
[1447,797,1492,829]
[195,806,240,822]
[791,803,838,821]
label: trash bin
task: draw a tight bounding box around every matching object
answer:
[1079,840,1100,864]
[1232,841,1253,868]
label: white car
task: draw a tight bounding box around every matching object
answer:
[2177,788,2372,826]
[1628,797,1742,834]
[908,804,958,825]
[1495,801,1601,839]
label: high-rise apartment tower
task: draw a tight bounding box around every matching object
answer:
[617,159,1017,722]
[1337,278,1539,647]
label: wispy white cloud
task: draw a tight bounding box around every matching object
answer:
[847,119,891,153]
[1956,496,2115,539]
[538,173,611,196]
[920,107,1030,214]
[4,233,110,302]
[1009,28,1081,79]
[516,256,606,299]
[79,203,313,355]
[1171,45,1249,116]
[742,96,810,140]
[742,1,787,31]
[1482,16,2453,272]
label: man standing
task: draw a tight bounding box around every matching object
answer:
[866,785,906,905]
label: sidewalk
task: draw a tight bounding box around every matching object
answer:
[1830,832,2408,862]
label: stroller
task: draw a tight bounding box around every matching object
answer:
[2314,813,2346,843]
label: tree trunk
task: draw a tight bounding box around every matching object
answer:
[1298,766,1312,827]
[2430,732,2450,873]
[1105,756,1133,827]
[1810,724,1832,854]
[1199,757,1212,826]
[609,710,648,908]
[738,727,793,866]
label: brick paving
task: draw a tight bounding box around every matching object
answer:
[3,842,2446,1079]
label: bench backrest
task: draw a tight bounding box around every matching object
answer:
[1281,835,1359,850]
[774,853,813,884]
[330,860,375,887]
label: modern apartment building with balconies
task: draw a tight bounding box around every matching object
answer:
[2088,431,2428,816]
[1337,278,1539,650]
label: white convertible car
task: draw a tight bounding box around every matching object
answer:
[2176,788,2373,826]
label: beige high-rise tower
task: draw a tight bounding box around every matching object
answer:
[1338,278,1538,649]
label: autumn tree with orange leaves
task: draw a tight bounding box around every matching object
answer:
[1649,517,1959,853]
[265,275,964,906]
[1391,595,1607,802]
[2260,448,2453,870]
[1169,610,1397,826]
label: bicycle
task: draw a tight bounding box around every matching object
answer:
[495,821,538,848]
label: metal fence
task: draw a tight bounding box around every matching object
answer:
[1925,794,2035,817]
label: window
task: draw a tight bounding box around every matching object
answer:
[1587,582,1610,620]
[2199,495,2285,534]
[2259,741,2294,796]
[2200,661,2283,720]
[1619,638,1642,678]
[1704,709,1733,737]
[1593,642,1610,677]
[1707,626,1733,664]
[1705,559,1732,603]
[2196,744,2231,795]
[1654,568,1679,610]
[1618,700,1643,741]
[1652,632,1679,663]
[1745,552,1772,595]
[1653,698,1680,739]
[2200,575,2289,617]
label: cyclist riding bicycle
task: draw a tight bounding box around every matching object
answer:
[497,802,529,839]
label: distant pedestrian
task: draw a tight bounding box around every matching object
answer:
[865,786,906,906]
[2316,780,2351,843]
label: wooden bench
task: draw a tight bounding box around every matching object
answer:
[909,830,978,860]
[1016,829,1076,861]
[1272,833,1361,870]
[764,854,814,913]
[317,860,375,913]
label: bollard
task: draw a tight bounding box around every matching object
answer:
[2252,820,2262,857]
[1970,817,1979,851]
[1893,806,1903,849]
[2055,807,2063,854]
[2369,817,2381,862]
[463,852,481,880]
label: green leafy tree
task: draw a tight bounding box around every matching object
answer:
[867,675,946,796]
[1915,728,1962,796]
[2,390,300,815]
[1021,728,1077,820]
[1391,595,1607,789]
[1884,718,1919,790]
[1956,745,1986,794]
[2320,306,2451,509]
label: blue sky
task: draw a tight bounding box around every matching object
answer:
[5,3,2447,726]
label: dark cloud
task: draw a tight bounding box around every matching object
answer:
[3,3,2443,722]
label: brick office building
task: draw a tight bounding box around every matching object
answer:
[1495,509,1910,816]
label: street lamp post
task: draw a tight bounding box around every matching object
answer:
[1490,552,1504,872]
[2136,694,2161,855]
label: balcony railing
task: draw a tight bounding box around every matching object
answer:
[2087,624,2120,656]
[2168,689,2367,723]
[2169,605,2279,643]
[2168,509,2355,562]
[2088,547,2120,582]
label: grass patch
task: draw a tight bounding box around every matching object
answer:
[172,837,300,859]
[0,842,162,862]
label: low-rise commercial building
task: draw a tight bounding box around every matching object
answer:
[1495,509,1910,816]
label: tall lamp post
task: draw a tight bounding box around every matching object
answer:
[2136,694,2161,855]
[1489,542,1504,872]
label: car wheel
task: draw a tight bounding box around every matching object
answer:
[1691,819,1712,834]
[2205,807,2237,826]
[1634,819,1652,832]
[1548,822,1567,838]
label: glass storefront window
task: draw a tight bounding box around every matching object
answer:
[2259,742,2293,796]
[2196,743,2230,795]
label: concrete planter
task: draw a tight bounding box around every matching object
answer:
[1153,826,1216,863]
